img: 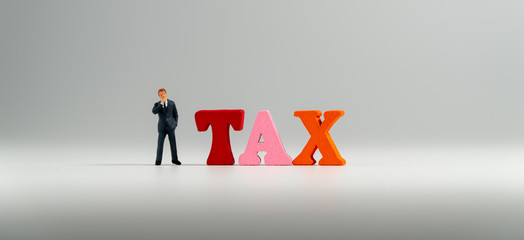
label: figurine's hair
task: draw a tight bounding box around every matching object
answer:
[158,88,166,94]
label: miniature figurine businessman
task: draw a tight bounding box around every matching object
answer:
[152,88,181,165]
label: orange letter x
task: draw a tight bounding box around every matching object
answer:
[293,110,346,166]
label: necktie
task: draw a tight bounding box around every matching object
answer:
[164,102,166,109]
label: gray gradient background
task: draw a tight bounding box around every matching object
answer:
[1,1,523,240]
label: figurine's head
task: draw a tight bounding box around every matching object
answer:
[158,88,167,100]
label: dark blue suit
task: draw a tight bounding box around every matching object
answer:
[152,99,178,164]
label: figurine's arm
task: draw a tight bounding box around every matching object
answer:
[152,102,163,114]
[173,101,178,123]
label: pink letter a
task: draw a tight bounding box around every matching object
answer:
[239,111,292,166]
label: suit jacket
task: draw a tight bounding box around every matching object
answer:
[152,99,178,132]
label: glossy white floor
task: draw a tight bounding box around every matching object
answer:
[1,142,523,240]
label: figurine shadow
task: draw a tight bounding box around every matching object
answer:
[81,163,298,167]
[82,163,207,166]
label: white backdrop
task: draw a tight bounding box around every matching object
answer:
[1,1,523,239]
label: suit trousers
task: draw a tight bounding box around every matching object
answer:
[156,127,178,163]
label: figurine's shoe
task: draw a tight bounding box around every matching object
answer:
[172,160,181,165]
[155,161,161,165]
